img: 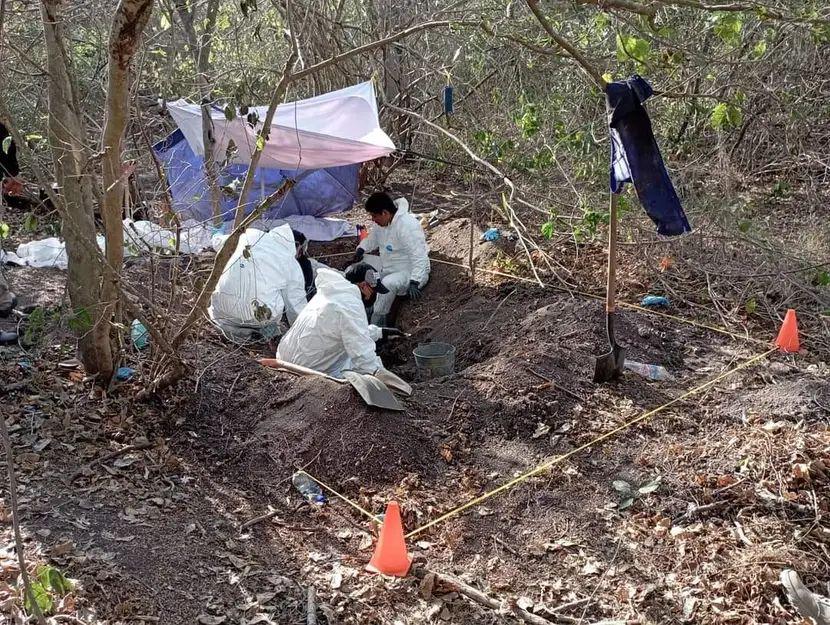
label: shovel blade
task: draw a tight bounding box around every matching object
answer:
[342,371,405,411]
[593,345,626,383]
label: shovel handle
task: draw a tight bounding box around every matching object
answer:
[605,192,619,314]
[258,358,344,383]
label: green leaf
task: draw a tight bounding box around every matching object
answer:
[710,102,743,130]
[711,12,743,47]
[0,222,9,239]
[751,40,767,59]
[23,212,38,232]
[68,308,93,334]
[223,104,235,121]
[615,34,651,65]
[255,135,265,152]
[618,496,635,510]
[24,580,53,615]
[540,221,556,240]
[602,72,613,83]
[813,271,830,287]
[638,480,661,495]
[159,12,170,30]
[738,219,751,233]
[745,297,757,315]
[612,479,632,493]
[2,136,11,154]
[40,565,72,596]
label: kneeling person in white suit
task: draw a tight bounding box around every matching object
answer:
[208,225,308,343]
[352,192,430,326]
[276,263,401,377]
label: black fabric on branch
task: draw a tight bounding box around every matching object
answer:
[0,122,20,180]
[606,75,691,237]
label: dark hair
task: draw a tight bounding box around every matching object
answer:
[365,192,396,215]
[344,262,389,293]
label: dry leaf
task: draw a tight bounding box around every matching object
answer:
[197,616,226,625]
[419,573,436,600]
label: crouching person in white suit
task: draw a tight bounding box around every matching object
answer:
[276,264,402,377]
[352,192,430,326]
[208,225,307,343]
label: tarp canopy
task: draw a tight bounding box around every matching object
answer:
[156,81,395,229]
[166,81,395,170]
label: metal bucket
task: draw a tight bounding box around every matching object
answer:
[413,342,456,379]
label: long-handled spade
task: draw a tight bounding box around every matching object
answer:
[594,192,626,382]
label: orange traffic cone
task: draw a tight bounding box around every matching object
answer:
[366,501,411,577]
[775,309,800,353]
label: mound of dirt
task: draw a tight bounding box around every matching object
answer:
[174,354,440,489]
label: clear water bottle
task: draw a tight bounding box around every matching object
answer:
[624,360,673,381]
[292,472,326,505]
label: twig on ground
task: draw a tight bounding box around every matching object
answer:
[68,440,153,483]
[526,368,585,402]
[307,585,318,625]
[413,566,568,625]
[676,500,729,523]
[482,288,517,329]
[0,406,48,625]
[240,509,280,531]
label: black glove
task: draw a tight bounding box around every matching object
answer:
[381,327,403,339]
[352,247,365,264]
[407,280,422,301]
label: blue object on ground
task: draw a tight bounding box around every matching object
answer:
[481,227,500,242]
[116,367,135,381]
[641,295,670,308]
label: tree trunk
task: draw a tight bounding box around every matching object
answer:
[99,0,154,383]
[174,0,223,226]
[40,0,112,380]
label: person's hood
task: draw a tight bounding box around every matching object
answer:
[392,197,410,220]
[315,267,362,300]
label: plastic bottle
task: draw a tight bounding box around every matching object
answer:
[624,360,674,381]
[131,319,149,350]
[292,472,326,505]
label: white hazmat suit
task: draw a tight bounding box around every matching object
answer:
[358,198,430,324]
[276,268,383,377]
[208,225,307,343]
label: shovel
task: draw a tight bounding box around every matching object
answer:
[259,358,405,411]
[593,192,626,383]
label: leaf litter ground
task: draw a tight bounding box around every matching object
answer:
[0,179,828,624]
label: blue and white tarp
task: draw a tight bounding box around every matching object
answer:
[155,81,396,238]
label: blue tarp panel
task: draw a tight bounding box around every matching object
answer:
[153,129,359,224]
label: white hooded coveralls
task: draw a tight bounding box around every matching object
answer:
[208,225,307,342]
[276,268,384,377]
[357,198,430,322]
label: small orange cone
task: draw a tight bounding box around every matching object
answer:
[775,309,800,353]
[366,501,411,577]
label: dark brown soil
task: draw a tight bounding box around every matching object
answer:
[1,174,828,625]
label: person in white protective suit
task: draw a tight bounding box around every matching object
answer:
[276,263,403,377]
[351,192,430,326]
[208,225,308,343]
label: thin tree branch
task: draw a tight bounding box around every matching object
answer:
[524,0,607,90]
